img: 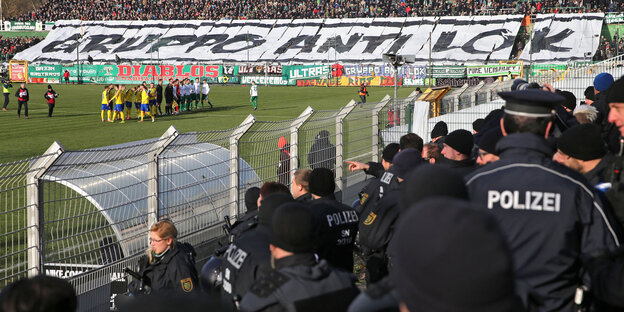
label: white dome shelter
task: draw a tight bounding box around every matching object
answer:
[40,132,260,263]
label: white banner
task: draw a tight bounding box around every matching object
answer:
[14,15,601,64]
[519,13,604,63]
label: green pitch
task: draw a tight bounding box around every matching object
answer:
[0,84,416,162]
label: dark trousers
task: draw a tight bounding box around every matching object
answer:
[48,103,55,117]
[3,93,8,108]
[359,95,367,104]
[17,100,28,117]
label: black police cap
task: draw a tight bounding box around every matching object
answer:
[498,89,565,118]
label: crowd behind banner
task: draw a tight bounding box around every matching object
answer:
[8,0,624,21]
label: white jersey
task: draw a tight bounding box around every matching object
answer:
[194,82,200,94]
[182,84,190,96]
[250,85,258,97]
[202,83,210,95]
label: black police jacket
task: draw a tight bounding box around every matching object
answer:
[358,187,400,254]
[294,192,313,204]
[439,157,477,177]
[239,253,359,312]
[229,210,258,242]
[221,224,272,308]
[129,242,200,294]
[308,197,359,272]
[466,133,622,312]
[354,171,400,216]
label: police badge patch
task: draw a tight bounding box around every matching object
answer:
[181,277,193,292]
[360,193,369,205]
[363,212,377,225]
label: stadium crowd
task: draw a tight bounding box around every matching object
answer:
[12,0,624,21]
[0,36,43,61]
[5,73,624,312]
[595,33,624,61]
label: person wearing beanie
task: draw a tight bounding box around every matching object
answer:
[466,89,621,312]
[594,73,614,93]
[553,124,611,186]
[308,168,359,272]
[584,86,595,105]
[472,118,485,133]
[430,121,448,143]
[240,203,359,312]
[441,129,476,176]
[44,84,58,117]
[390,197,523,312]
[277,136,291,185]
[475,127,503,166]
[228,186,261,241]
[291,169,312,203]
[220,193,294,310]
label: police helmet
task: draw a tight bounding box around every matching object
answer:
[200,257,223,294]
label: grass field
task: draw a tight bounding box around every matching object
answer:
[0,84,416,162]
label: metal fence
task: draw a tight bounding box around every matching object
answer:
[0,91,418,311]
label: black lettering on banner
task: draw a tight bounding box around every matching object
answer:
[530,27,574,53]
[186,34,229,53]
[41,33,81,53]
[432,31,457,52]
[274,35,321,54]
[113,34,161,53]
[211,34,266,54]
[316,34,363,53]
[461,29,515,54]
[82,34,124,53]
[361,34,398,53]
[386,34,413,54]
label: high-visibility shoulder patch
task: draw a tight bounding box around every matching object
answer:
[363,212,377,226]
[181,277,193,292]
[360,193,369,205]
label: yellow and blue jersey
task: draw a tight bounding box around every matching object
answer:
[124,89,134,102]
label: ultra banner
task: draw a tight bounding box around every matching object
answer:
[466,64,522,77]
[341,64,427,79]
[519,13,604,62]
[16,16,532,64]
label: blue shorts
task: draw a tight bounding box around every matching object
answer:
[125,101,132,108]
[114,104,123,112]
[134,102,141,109]
[101,104,109,110]
[141,104,150,112]
[149,99,156,106]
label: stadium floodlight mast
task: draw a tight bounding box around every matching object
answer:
[383,54,415,125]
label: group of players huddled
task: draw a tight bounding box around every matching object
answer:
[100,78,213,123]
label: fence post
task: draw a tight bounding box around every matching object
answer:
[26,141,64,277]
[148,125,179,227]
[335,100,357,202]
[230,115,256,221]
[371,95,392,162]
[290,106,314,184]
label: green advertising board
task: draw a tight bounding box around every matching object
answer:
[29,64,61,79]
[466,65,522,77]
[530,64,568,77]
[285,65,330,79]
[428,66,466,78]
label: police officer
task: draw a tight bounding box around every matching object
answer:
[466,89,622,312]
[228,186,261,242]
[359,148,423,284]
[346,134,421,180]
[307,168,358,272]
[125,220,199,297]
[352,143,400,215]
[240,202,359,311]
[440,129,477,177]
[220,193,294,310]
